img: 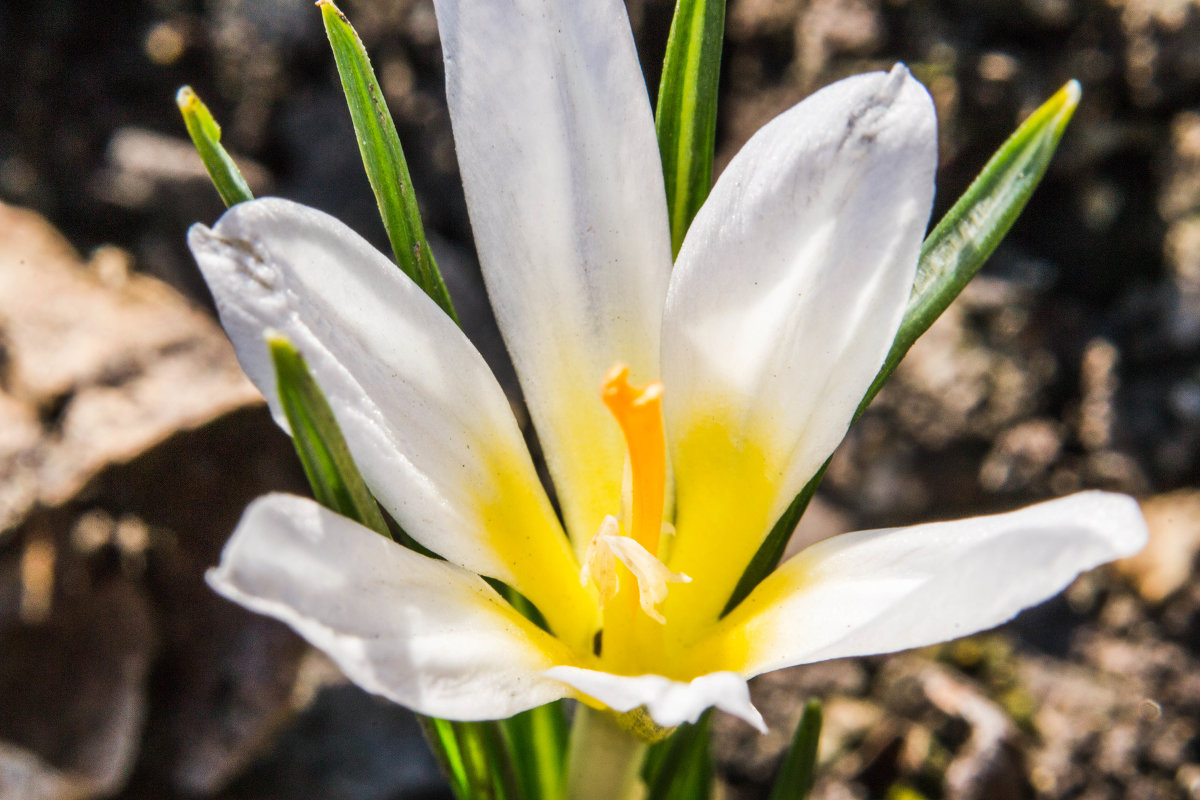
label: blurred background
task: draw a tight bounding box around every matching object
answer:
[1,0,1199,798]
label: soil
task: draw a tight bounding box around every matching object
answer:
[1,1,1199,798]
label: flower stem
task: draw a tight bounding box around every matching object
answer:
[565,705,648,800]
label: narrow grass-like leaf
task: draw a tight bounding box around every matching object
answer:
[724,81,1081,615]
[176,86,253,207]
[643,711,714,800]
[455,721,522,800]
[499,704,569,800]
[423,718,473,799]
[768,699,822,800]
[427,720,520,800]
[656,0,725,256]
[268,335,389,538]
[319,0,458,322]
[863,79,1082,407]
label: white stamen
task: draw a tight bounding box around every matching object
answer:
[598,538,691,625]
[580,515,622,602]
[581,518,691,623]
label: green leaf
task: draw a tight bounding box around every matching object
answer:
[464,721,524,800]
[723,80,1082,615]
[887,785,933,800]
[176,85,254,207]
[642,711,714,800]
[499,704,569,800]
[319,0,458,322]
[422,718,473,798]
[427,719,521,800]
[768,699,822,800]
[863,79,1082,409]
[656,0,725,257]
[268,335,390,538]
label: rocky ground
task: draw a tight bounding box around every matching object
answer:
[1,0,1199,798]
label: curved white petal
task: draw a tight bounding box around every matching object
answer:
[188,199,595,650]
[698,492,1147,676]
[661,66,938,625]
[208,494,578,720]
[544,667,765,732]
[433,0,674,555]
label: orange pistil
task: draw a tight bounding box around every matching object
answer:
[601,364,667,557]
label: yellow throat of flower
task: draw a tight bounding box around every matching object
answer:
[579,365,691,671]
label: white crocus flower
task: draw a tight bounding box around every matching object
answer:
[188,0,1147,734]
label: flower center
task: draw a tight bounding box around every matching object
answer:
[579,364,689,651]
[582,516,690,623]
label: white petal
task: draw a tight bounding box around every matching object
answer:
[433,0,674,555]
[544,667,765,732]
[188,199,596,650]
[660,66,938,624]
[208,494,578,720]
[701,492,1147,676]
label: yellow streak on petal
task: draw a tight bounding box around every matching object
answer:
[661,415,780,642]
[476,446,600,655]
[532,362,627,562]
[681,553,815,677]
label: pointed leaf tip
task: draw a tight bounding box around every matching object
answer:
[175,85,196,110]
[768,699,822,800]
[1065,78,1082,104]
[267,333,390,539]
[879,75,1082,398]
[176,84,253,207]
[1054,79,1082,130]
[321,1,458,322]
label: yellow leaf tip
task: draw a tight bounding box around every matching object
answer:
[175,85,196,110]
[1046,79,1082,135]
[1062,78,1082,108]
[317,0,348,24]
